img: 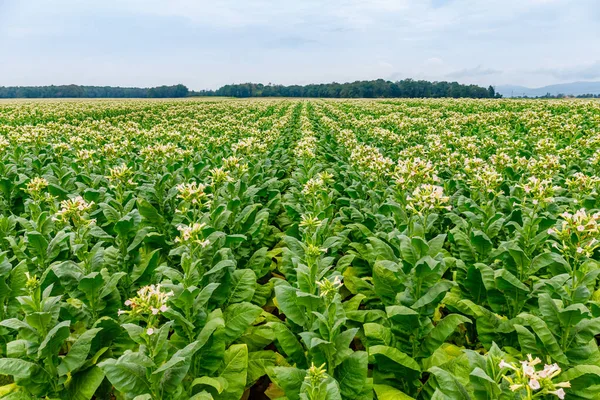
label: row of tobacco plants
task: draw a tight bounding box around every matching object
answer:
[1,98,600,399]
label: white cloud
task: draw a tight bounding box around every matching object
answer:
[0,0,598,88]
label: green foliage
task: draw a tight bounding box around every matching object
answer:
[0,98,599,400]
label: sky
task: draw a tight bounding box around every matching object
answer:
[0,0,599,90]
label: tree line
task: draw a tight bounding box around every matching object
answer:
[192,79,501,98]
[0,80,503,99]
[0,84,189,98]
[515,93,600,99]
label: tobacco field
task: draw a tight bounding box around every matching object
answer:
[1,98,600,399]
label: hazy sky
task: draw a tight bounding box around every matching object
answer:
[0,0,598,89]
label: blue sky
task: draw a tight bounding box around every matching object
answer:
[0,0,598,89]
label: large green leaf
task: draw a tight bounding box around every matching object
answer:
[421,314,471,356]
[66,366,105,400]
[98,358,152,397]
[0,358,35,378]
[373,384,415,400]
[223,302,262,345]
[334,351,368,398]
[38,320,71,359]
[369,345,420,373]
[58,328,103,376]
[273,280,308,327]
[226,269,257,305]
[247,350,286,386]
[215,344,248,400]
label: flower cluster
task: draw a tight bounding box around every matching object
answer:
[565,172,600,199]
[521,176,557,206]
[393,157,439,190]
[24,272,40,293]
[524,155,564,180]
[294,135,318,159]
[301,172,333,197]
[548,208,600,259]
[119,284,174,335]
[467,165,503,196]
[76,149,98,164]
[406,184,452,215]
[499,355,570,399]
[316,276,343,303]
[107,164,135,189]
[349,144,394,182]
[176,182,210,205]
[222,156,249,175]
[55,195,95,227]
[210,167,234,185]
[24,177,50,203]
[306,243,327,258]
[175,223,210,248]
[0,135,9,152]
[305,362,327,388]
[299,214,322,230]
[232,137,267,156]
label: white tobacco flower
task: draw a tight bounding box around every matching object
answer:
[510,384,523,392]
[521,362,536,378]
[529,379,540,390]
[499,360,517,370]
[555,382,571,388]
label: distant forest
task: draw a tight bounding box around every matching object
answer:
[0,84,189,98]
[0,79,502,99]
[192,79,501,98]
[516,93,600,99]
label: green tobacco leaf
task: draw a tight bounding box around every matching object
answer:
[38,320,71,358]
[412,281,455,309]
[428,234,446,256]
[274,280,308,327]
[373,384,415,400]
[335,351,368,398]
[268,367,306,400]
[191,376,227,394]
[247,247,271,278]
[0,358,35,378]
[495,269,529,293]
[531,252,570,275]
[450,231,476,264]
[421,314,471,356]
[25,231,48,258]
[223,302,262,345]
[369,345,420,373]
[98,358,151,396]
[137,198,164,225]
[425,367,470,399]
[470,230,492,257]
[399,235,418,266]
[131,249,160,283]
[470,367,501,399]
[99,270,126,299]
[558,365,600,399]
[215,344,248,400]
[516,313,568,364]
[271,322,307,368]
[247,350,286,386]
[58,328,103,376]
[373,261,403,305]
[363,323,393,347]
[513,324,539,357]
[66,366,105,400]
[226,269,257,305]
